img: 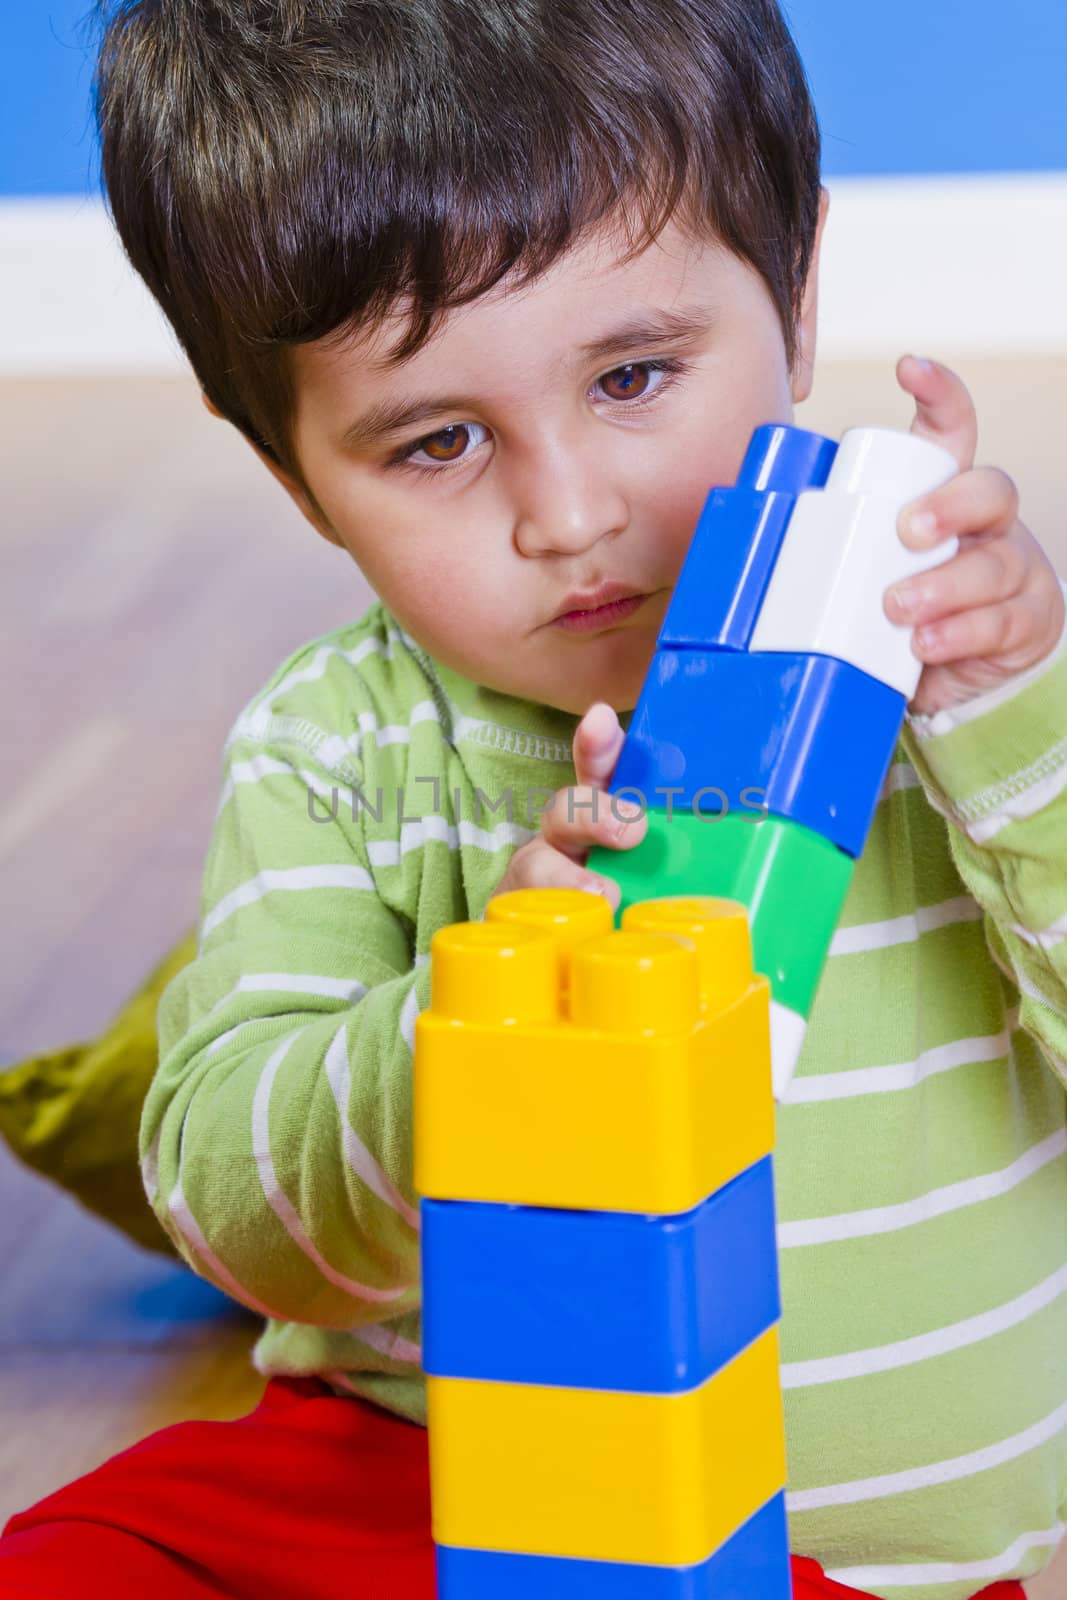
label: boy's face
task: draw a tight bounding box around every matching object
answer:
[266,201,828,715]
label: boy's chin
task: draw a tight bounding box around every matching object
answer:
[536,674,643,719]
[471,635,654,717]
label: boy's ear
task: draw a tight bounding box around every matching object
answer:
[790,186,831,405]
[199,390,343,549]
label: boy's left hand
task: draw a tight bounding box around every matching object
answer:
[884,355,1064,718]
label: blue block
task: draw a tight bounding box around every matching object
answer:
[422,1158,779,1393]
[659,426,837,653]
[612,649,905,858]
[734,424,838,495]
[437,1491,791,1599]
[657,488,795,653]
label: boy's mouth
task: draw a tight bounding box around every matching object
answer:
[550,582,651,633]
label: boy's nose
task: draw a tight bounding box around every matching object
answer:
[511,456,630,558]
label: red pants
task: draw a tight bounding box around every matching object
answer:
[0,1377,1026,1599]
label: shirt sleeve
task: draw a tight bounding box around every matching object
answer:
[141,717,427,1329]
[900,591,1067,1086]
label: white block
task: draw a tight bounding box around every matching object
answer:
[749,427,960,700]
[770,1002,808,1101]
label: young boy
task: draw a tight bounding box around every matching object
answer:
[3,1,1066,1596]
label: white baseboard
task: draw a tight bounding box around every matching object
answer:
[0,196,188,374]
[1,173,1065,374]
[815,173,1067,359]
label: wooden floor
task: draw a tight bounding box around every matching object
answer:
[0,356,1064,1529]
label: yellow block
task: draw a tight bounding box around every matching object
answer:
[427,1326,786,1567]
[414,890,772,1212]
[620,897,756,1016]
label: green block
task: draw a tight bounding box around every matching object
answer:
[588,809,854,1018]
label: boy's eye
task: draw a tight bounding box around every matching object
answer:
[406,421,484,468]
[385,357,688,476]
[598,362,661,404]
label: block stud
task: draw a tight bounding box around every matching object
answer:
[486,888,614,993]
[570,930,700,1036]
[429,922,558,1026]
[830,425,956,499]
[735,422,837,492]
[622,897,754,1014]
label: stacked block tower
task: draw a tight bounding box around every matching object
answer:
[416,885,790,1595]
[589,423,959,1096]
[415,422,961,1595]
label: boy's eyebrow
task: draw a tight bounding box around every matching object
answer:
[336,305,716,452]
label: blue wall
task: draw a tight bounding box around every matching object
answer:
[2,4,101,197]
[786,0,1067,178]
[2,0,1065,197]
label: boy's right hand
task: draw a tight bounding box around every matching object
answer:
[488,702,647,914]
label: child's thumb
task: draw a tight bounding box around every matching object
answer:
[573,701,624,790]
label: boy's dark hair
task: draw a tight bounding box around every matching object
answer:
[92,0,821,506]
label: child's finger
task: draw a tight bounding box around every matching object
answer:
[492,834,622,910]
[540,784,647,861]
[572,701,624,790]
[897,466,1019,553]
[886,537,1028,628]
[910,595,1039,666]
[897,355,978,473]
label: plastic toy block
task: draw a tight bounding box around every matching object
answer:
[482,883,614,984]
[606,894,813,1107]
[417,889,788,1595]
[734,423,837,497]
[749,427,960,698]
[414,901,772,1213]
[658,424,837,652]
[436,1491,790,1599]
[613,647,905,858]
[427,1325,785,1568]
[589,813,852,1095]
[487,887,758,1014]
[592,812,851,1015]
[422,1155,778,1392]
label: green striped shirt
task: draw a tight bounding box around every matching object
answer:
[146,597,1067,1597]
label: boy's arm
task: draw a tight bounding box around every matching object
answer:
[900,586,1067,1082]
[141,722,426,1328]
